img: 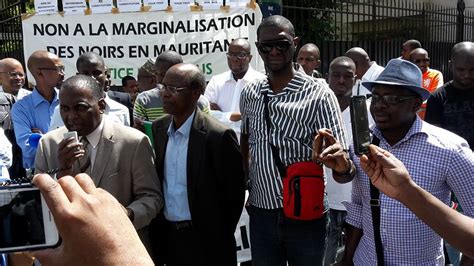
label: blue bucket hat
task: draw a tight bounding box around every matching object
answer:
[362,58,431,101]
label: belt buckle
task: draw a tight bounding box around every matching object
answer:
[370,199,380,206]
[176,221,192,230]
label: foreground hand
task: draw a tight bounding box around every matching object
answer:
[32,173,153,266]
[312,128,350,173]
[359,145,412,200]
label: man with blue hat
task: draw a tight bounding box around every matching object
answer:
[314,58,474,265]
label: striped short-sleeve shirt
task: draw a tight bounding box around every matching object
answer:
[240,71,348,209]
[133,88,165,122]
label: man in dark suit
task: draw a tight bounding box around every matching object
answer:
[150,63,245,265]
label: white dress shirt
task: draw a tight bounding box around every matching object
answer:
[205,67,265,140]
[353,61,384,96]
[205,66,266,112]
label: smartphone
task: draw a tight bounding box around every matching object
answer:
[63,131,78,142]
[0,184,60,253]
[350,96,371,155]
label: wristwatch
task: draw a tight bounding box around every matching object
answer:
[333,159,356,178]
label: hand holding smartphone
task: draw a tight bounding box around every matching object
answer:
[0,184,60,253]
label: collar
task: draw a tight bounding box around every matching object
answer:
[260,70,307,95]
[225,66,258,83]
[361,62,380,81]
[32,87,59,107]
[167,110,196,138]
[371,116,427,147]
[84,117,104,149]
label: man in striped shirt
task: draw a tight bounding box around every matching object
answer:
[240,15,351,266]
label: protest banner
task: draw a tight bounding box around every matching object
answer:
[22,6,264,85]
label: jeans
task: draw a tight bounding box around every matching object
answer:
[324,209,347,265]
[248,205,328,266]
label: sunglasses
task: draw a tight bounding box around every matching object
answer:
[256,40,293,54]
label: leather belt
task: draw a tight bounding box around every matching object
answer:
[167,220,193,231]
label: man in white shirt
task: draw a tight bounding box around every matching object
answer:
[0,58,31,100]
[0,128,12,181]
[49,52,130,131]
[324,56,374,265]
[345,47,384,97]
[205,38,265,135]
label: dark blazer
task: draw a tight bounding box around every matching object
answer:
[151,109,245,265]
[108,90,133,125]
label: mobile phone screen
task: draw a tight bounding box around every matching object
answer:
[0,187,58,251]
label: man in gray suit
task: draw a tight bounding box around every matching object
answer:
[35,75,163,248]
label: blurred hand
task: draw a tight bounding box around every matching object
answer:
[32,173,153,266]
[133,118,145,132]
[210,102,221,111]
[359,145,412,200]
[312,128,350,173]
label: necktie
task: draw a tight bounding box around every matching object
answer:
[78,137,91,174]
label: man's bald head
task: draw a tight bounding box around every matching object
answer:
[61,74,104,101]
[167,63,206,95]
[257,15,295,39]
[26,50,64,89]
[451,41,474,61]
[155,50,183,84]
[345,47,371,78]
[0,58,25,95]
[156,50,183,66]
[230,38,251,53]
[450,42,474,90]
[76,52,105,71]
[300,43,320,58]
[27,50,60,77]
[297,43,321,75]
[410,48,430,73]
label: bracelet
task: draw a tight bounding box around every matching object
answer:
[333,160,355,177]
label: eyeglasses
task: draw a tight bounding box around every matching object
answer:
[226,52,250,60]
[413,59,430,64]
[39,65,65,73]
[0,71,25,78]
[256,40,292,54]
[371,94,417,105]
[158,84,188,94]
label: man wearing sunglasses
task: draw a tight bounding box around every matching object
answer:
[204,38,265,137]
[11,50,65,170]
[315,58,474,265]
[410,48,444,94]
[240,15,350,265]
[410,48,444,120]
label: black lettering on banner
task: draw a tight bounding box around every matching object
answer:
[78,46,124,58]
[33,23,69,36]
[89,23,108,36]
[46,46,74,58]
[129,45,149,58]
[73,24,85,36]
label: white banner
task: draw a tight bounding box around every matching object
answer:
[22,7,264,85]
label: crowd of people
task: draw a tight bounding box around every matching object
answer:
[0,14,473,266]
